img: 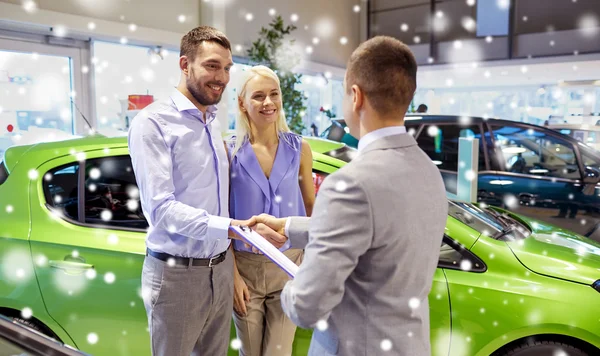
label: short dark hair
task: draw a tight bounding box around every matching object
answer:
[180,26,231,62]
[417,104,428,113]
[346,36,417,115]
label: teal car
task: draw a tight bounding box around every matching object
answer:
[0,136,599,356]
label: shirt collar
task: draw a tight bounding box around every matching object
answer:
[358,126,407,152]
[170,89,218,123]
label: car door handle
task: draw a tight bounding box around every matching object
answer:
[48,260,94,271]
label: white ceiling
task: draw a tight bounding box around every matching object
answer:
[417,52,600,89]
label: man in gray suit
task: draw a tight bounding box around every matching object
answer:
[253,36,448,355]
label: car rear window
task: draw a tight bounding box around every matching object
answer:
[0,161,8,185]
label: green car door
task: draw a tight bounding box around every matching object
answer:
[29,148,150,355]
[429,269,452,356]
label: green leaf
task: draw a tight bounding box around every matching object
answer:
[245,14,307,133]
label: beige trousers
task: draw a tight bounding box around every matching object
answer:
[233,248,304,356]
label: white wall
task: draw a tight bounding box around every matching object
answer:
[0,0,198,34]
[0,0,364,69]
[0,0,195,48]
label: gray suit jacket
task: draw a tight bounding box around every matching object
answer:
[281,133,448,356]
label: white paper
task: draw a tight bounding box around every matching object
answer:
[230,225,299,278]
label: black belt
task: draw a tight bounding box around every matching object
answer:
[146,249,227,267]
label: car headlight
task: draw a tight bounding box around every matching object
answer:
[593,280,600,293]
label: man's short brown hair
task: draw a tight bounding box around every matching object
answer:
[346,36,417,115]
[180,26,231,62]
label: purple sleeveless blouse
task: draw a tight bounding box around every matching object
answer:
[229,132,307,252]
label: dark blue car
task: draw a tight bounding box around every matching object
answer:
[323,115,600,240]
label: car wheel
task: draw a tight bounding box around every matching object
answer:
[498,339,588,356]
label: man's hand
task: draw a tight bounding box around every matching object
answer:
[233,273,250,316]
[252,223,287,249]
[255,214,287,236]
[228,217,257,240]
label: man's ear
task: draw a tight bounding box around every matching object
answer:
[179,56,189,75]
[352,84,364,113]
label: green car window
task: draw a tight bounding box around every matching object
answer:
[438,235,486,272]
[0,161,7,185]
[84,155,148,230]
[43,163,80,221]
[448,201,503,235]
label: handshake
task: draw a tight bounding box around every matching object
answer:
[229,214,290,249]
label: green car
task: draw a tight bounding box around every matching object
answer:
[0,136,599,356]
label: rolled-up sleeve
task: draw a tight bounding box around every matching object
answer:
[128,114,231,241]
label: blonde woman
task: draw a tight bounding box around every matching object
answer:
[228,65,315,355]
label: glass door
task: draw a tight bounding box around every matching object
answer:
[0,37,91,157]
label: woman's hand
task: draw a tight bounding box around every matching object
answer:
[233,273,250,316]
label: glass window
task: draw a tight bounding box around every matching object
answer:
[476,0,510,37]
[84,156,147,230]
[416,124,486,172]
[0,161,7,185]
[224,63,252,130]
[491,125,580,179]
[223,64,344,135]
[43,163,80,221]
[0,50,74,157]
[438,240,465,266]
[93,41,180,134]
[411,84,591,126]
[580,147,600,167]
[295,75,344,136]
[438,236,485,272]
[448,201,503,235]
[0,337,31,355]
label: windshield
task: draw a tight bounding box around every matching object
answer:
[448,201,531,241]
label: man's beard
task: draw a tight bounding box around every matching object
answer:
[187,72,224,107]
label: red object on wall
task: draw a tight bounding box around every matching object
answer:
[128,95,154,110]
[6,125,13,133]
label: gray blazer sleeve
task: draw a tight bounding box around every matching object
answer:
[288,216,310,249]
[280,170,373,328]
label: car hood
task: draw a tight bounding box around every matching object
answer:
[505,216,600,285]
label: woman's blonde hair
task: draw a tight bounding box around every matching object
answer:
[231,65,290,157]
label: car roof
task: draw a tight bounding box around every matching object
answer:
[3,135,128,173]
[403,114,595,148]
[2,134,351,173]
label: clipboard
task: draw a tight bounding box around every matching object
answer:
[229,225,299,278]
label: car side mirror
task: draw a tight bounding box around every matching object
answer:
[582,166,600,195]
[583,166,600,184]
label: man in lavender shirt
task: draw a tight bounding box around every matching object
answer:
[128,26,254,356]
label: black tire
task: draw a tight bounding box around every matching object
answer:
[498,339,588,356]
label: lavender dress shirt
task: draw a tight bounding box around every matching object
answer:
[128,89,231,258]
